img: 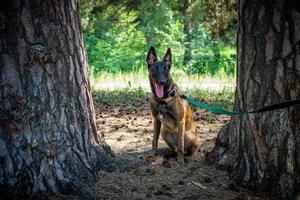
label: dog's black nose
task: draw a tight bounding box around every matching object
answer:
[158,80,167,85]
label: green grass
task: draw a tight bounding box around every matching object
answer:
[91,71,235,109]
[92,86,235,110]
[183,88,235,110]
[92,87,148,106]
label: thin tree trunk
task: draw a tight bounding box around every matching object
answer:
[0,0,112,196]
[208,0,300,199]
[183,0,192,66]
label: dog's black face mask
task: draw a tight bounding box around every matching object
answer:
[146,47,172,99]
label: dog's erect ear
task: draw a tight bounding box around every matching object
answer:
[146,46,157,67]
[163,48,172,68]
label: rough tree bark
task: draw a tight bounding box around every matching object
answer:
[183,0,192,66]
[0,0,112,196]
[208,0,300,199]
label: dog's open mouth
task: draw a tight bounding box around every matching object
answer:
[154,83,164,98]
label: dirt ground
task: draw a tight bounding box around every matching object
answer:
[90,96,277,200]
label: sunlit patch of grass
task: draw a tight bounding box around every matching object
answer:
[90,71,148,91]
[90,71,235,91]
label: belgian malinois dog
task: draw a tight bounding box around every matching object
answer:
[146,46,199,164]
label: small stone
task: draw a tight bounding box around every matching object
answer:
[31,138,38,148]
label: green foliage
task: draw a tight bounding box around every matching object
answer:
[183,25,236,75]
[83,5,147,75]
[80,0,237,77]
[190,0,237,40]
[138,0,185,66]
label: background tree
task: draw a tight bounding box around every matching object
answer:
[189,0,237,38]
[208,0,300,198]
[183,0,192,66]
[188,0,237,75]
[0,0,112,196]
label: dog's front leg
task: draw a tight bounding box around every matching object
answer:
[152,118,161,156]
[177,119,185,164]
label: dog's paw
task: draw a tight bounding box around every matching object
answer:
[177,156,185,165]
[177,150,185,165]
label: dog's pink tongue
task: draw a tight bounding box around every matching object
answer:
[155,83,164,98]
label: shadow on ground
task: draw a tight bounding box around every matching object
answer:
[88,94,278,200]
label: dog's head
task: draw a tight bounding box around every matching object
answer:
[146,46,172,99]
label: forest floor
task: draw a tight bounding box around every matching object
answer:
[46,81,279,200]
[74,88,278,200]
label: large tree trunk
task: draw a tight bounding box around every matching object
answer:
[208,0,300,199]
[183,0,192,66]
[0,0,111,196]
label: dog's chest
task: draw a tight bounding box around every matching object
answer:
[153,101,177,123]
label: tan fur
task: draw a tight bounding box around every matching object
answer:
[146,46,199,163]
[149,81,199,164]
